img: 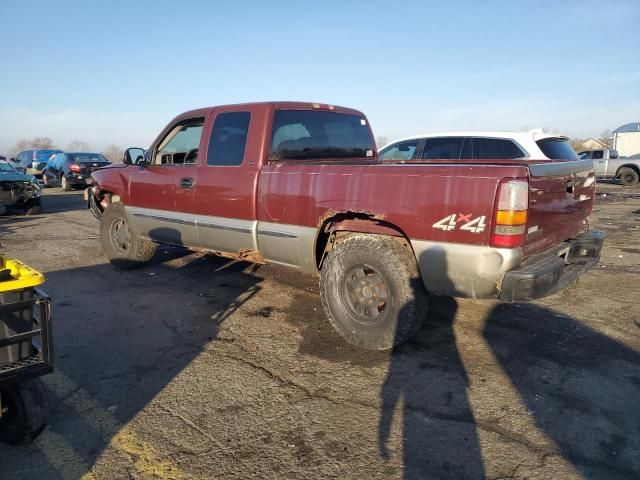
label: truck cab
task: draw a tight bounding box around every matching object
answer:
[578,148,640,185]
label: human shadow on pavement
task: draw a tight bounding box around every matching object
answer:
[379,251,485,480]
[483,303,640,479]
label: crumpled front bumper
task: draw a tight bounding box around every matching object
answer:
[0,181,40,209]
[499,230,605,302]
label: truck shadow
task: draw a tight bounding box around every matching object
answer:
[0,243,263,478]
[483,303,640,479]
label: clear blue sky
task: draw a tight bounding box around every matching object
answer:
[1,0,638,153]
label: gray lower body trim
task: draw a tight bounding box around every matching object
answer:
[410,240,523,299]
[126,206,318,273]
[256,222,317,273]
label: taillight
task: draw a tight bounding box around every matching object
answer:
[69,162,82,172]
[491,179,528,248]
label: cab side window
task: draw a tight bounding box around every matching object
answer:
[207,112,251,166]
[154,118,205,165]
[378,140,417,161]
[592,150,604,160]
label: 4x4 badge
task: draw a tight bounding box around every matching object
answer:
[432,213,486,233]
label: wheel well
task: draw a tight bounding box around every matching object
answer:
[314,211,411,270]
[616,164,640,177]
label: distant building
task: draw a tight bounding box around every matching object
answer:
[580,138,608,150]
[611,122,640,157]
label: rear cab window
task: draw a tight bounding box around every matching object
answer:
[536,138,579,160]
[269,110,375,161]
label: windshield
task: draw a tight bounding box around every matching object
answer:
[69,153,108,163]
[536,138,579,160]
[0,162,16,172]
[36,150,61,161]
[269,110,375,161]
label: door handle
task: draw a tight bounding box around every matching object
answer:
[178,177,194,189]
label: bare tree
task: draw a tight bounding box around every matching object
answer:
[599,129,611,147]
[31,137,55,149]
[102,144,123,163]
[375,136,389,148]
[9,137,57,157]
[67,140,92,152]
[569,138,585,151]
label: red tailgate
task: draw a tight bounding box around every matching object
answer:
[523,160,595,257]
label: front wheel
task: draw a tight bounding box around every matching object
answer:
[320,234,428,350]
[618,167,639,186]
[24,198,42,215]
[100,203,156,269]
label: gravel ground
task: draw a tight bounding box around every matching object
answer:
[0,182,639,480]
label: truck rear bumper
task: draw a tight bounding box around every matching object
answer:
[498,230,604,302]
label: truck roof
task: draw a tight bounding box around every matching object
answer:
[177,101,366,120]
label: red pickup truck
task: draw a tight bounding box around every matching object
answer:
[87,102,604,350]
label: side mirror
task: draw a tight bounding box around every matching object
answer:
[610,150,619,159]
[123,147,146,165]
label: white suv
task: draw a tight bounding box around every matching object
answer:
[378,130,579,161]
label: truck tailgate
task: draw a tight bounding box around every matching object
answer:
[524,159,595,257]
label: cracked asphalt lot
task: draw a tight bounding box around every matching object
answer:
[1,185,639,479]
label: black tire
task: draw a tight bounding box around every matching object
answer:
[320,234,428,350]
[0,379,48,444]
[24,198,42,216]
[100,203,156,268]
[61,175,71,191]
[618,167,639,186]
[42,173,50,188]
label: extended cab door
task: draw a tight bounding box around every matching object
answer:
[591,150,608,176]
[127,116,205,246]
[194,107,259,253]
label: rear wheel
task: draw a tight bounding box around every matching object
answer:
[100,203,156,268]
[61,175,71,191]
[42,173,50,188]
[618,167,639,186]
[0,379,48,444]
[320,234,428,350]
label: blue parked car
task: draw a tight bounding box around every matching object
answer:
[14,149,62,178]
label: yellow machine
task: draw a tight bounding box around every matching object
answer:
[0,255,52,444]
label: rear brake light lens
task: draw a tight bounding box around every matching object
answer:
[69,162,82,172]
[491,179,529,248]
